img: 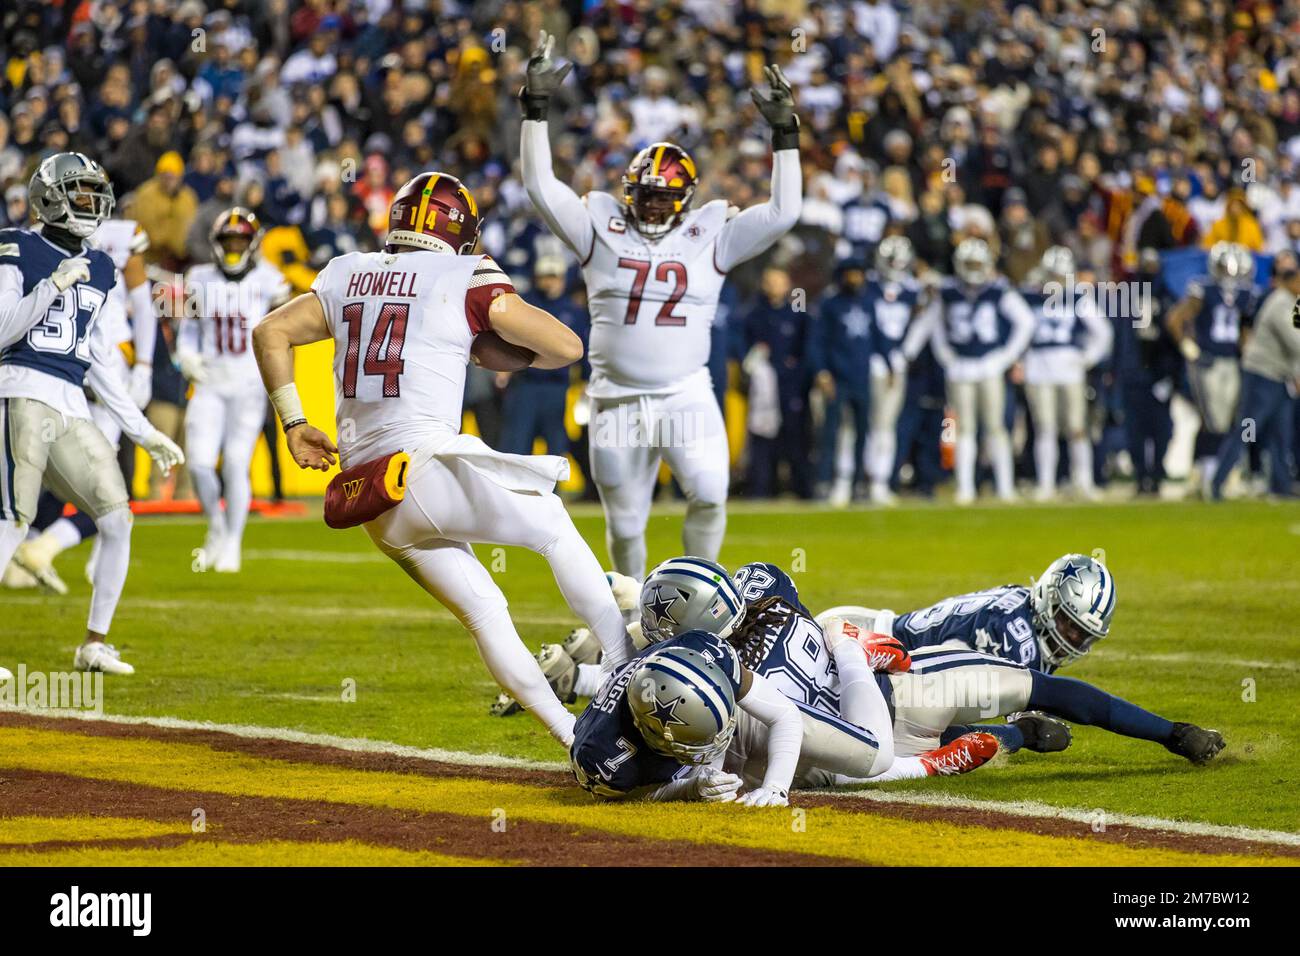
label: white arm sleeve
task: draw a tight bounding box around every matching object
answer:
[0,264,60,351]
[713,149,803,273]
[521,120,595,259]
[1079,296,1113,370]
[738,671,802,794]
[85,313,154,443]
[128,276,157,365]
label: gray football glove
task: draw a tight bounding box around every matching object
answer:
[520,30,573,122]
[749,64,800,150]
[1165,722,1226,765]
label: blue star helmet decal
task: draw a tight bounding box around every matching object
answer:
[644,694,687,732]
[644,585,682,628]
[1059,560,1083,583]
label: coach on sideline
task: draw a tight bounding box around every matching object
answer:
[1210,267,1300,499]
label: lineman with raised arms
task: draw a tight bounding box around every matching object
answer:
[0,152,185,674]
[521,32,802,579]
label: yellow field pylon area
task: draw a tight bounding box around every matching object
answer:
[0,724,1294,868]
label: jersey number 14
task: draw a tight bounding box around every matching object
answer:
[341,301,409,398]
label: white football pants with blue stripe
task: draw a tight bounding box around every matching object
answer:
[728,701,890,791]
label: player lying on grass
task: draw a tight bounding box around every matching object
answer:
[570,558,905,806]
[545,553,1226,777]
[252,171,634,748]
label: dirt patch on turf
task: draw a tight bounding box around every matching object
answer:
[3,712,1293,863]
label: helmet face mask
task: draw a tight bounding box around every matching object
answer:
[639,557,745,646]
[29,152,115,239]
[875,235,914,282]
[954,237,994,286]
[1030,553,1116,669]
[623,143,698,239]
[209,207,263,276]
[1208,241,1254,290]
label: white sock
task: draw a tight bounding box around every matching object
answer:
[222,459,252,552]
[0,519,28,569]
[191,465,226,537]
[608,533,646,582]
[870,430,896,486]
[990,431,1014,499]
[830,639,894,776]
[574,661,603,698]
[467,603,575,745]
[87,507,133,635]
[682,498,725,561]
[542,518,634,670]
[47,517,84,552]
[1035,430,1058,494]
[845,755,928,784]
[1070,438,1094,492]
[956,434,977,498]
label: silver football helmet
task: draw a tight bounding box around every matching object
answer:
[639,557,744,646]
[1030,553,1116,669]
[954,237,995,285]
[626,642,738,764]
[875,235,915,282]
[28,152,115,239]
[1040,245,1076,283]
[1208,241,1254,288]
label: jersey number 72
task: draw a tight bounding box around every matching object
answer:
[340,300,409,398]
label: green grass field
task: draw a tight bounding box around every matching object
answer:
[4,498,1298,833]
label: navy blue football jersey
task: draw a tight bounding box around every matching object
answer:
[865,277,920,359]
[570,630,742,798]
[938,279,1018,359]
[893,585,1047,671]
[1186,277,1259,358]
[0,228,116,386]
[1023,286,1092,352]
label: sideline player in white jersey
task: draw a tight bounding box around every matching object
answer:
[252,172,634,746]
[0,153,184,674]
[178,208,290,572]
[520,33,803,579]
[3,215,156,591]
[1021,246,1112,500]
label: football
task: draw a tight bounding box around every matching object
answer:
[470,330,536,371]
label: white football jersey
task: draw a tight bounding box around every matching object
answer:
[183,260,290,389]
[311,250,514,468]
[581,192,729,397]
[87,218,148,346]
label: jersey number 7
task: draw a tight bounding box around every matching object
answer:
[341,301,409,398]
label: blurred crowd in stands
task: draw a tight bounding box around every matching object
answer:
[3,0,1300,502]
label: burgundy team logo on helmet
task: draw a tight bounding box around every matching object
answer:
[386,172,482,255]
[622,143,698,238]
[209,206,263,276]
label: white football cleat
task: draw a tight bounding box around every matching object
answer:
[214,539,242,573]
[13,535,69,595]
[74,641,135,675]
[195,529,225,572]
[2,560,40,589]
[605,572,641,612]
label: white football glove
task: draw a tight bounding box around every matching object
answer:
[177,349,207,383]
[1179,337,1202,363]
[128,363,153,409]
[606,571,641,612]
[51,256,91,293]
[738,785,789,808]
[140,429,185,476]
[693,767,743,803]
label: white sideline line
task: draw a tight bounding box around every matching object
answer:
[805,787,1300,848]
[4,708,1297,849]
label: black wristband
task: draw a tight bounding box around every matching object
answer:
[282,418,307,432]
[771,123,800,152]
[519,87,550,122]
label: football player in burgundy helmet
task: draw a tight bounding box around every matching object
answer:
[384,172,483,255]
[521,31,803,580]
[210,207,264,277]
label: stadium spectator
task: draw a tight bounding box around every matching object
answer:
[125,150,199,269]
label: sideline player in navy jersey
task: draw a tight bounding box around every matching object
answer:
[0,153,184,675]
[1166,241,1260,496]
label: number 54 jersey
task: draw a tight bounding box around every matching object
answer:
[181,260,290,392]
[311,250,514,467]
[580,192,729,397]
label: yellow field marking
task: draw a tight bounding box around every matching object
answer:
[0,816,189,845]
[0,839,495,868]
[4,726,1293,867]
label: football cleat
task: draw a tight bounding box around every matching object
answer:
[860,632,911,673]
[195,529,225,573]
[213,539,242,574]
[605,572,642,613]
[561,627,603,667]
[2,560,40,589]
[489,692,522,717]
[1007,711,1073,752]
[536,643,577,703]
[919,732,999,776]
[73,641,134,675]
[1165,722,1226,765]
[12,535,69,595]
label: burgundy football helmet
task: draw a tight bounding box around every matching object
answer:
[622,143,698,238]
[210,207,263,276]
[386,172,482,254]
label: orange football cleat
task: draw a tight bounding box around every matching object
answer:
[857,629,912,673]
[919,732,1000,776]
